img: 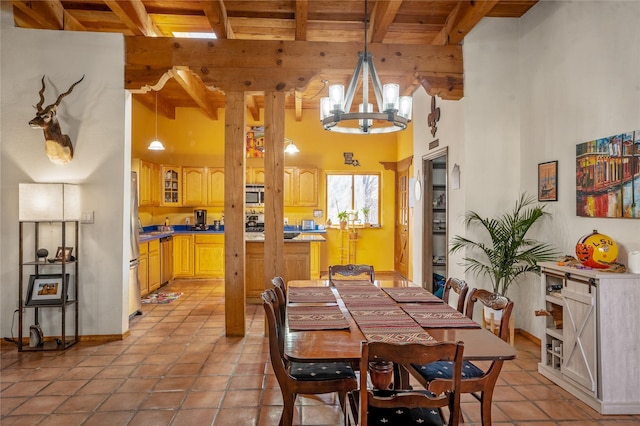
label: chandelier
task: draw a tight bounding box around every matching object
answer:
[319,0,412,134]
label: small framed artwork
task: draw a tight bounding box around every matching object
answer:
[25,274,69,306]
[538,161,558,201]
[54,246,73,262]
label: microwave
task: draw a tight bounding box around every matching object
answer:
[245,184,265,206]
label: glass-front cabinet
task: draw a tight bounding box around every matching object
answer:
[161,165,181,206]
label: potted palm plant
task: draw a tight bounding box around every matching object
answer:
[361,206,371,227]
[450,193,559,319]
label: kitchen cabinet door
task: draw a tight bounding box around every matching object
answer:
[161,166,182,206]
[207,168,225,206]
[295,167,318,206]
[148,239,160,292]
[183,167,207,206]
[283,167,295,206]
[310,241,320,279]
[194,234,224,277]
[173,235,194,277]
[247,167,265,184]
[138,242,149,296]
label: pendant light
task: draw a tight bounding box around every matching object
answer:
[147,91,165,150]
[284,138,300,154]
[319,0,412,134]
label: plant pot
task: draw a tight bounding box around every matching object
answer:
[349,231,358,240]
[339,221,347,230]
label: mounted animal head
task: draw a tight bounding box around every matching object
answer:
[29,75,84,165]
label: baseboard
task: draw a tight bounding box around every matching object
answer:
[516,328,541,346]
[2,331,131,348]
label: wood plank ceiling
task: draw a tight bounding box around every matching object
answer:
[11,0,537,121]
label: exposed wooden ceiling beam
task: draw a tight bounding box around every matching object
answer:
[125,37,463,99]
[12,0,63,30]
[370,0,402,43]
[294,0,308,41]
[104,0,162,37]
[63,10,86,31]
[446,0,500,45]
[170,68,219,120]
[245,94,260,121]
[137,90,176,120]
[200,0,233,39]
[294,90,303,121]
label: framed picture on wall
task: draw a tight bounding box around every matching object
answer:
[538,161,558,201]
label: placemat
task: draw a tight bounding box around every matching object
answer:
[400,303,481,328]
[288,287,337,304]
[364,332,434,344]
[332,280,376,287]
[382,287,444,303]
[287,305,350,330]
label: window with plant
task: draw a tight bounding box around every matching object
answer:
[326,173,380,225]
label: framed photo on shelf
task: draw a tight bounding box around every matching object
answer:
[25,274,69,306]
[538,161,558,202]
[54,246,73,262]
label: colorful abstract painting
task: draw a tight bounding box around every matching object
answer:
[246,126,265,158]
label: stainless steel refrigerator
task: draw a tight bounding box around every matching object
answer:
[128,172,142,317]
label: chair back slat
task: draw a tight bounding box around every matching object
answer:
[329,264,375,282]
[442,278,469,313]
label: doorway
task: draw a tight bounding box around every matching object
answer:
[422,149,447,293]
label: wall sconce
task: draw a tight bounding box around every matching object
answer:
[451,164,461,190]
[343,152,360,167]
[19,183,81,221]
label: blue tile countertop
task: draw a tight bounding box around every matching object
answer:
[139,225,326,243]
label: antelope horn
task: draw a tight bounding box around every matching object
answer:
[51,75,85,108]
[34,76,46,112]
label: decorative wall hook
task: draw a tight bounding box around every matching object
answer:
[427,96,441,137]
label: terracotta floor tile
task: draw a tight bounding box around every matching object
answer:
[10,395,68,415]
[37,412,91,425]
[495,400,551,421]
[220,389,263,408]
[172,408,218,425]
[54,393,107,413]
[139,390,187,409]
[83,410,135,426]
[97,392,146,411]
[228,374,266,390]
[181,390,225,409]
[214,407,260,425]
[153,376,196,391]
[38,379,88,396]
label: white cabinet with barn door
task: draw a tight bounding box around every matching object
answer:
[538,262,640,414]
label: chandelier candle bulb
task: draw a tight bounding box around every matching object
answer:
[320,97,331,119]
[383,83,400,112]
[329,85,345,112]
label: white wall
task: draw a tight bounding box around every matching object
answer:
[0,4,130,339]
[413,1,640,338]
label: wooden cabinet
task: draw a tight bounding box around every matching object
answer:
[148,239,160,292]
[132,159,161,206]
[310,241,320,279]
[284,167,319,206]
[139,242,149,296]
[194,234,224,277]
[538,262,640,414]
[247,167,265,184]
[161,165,181,206]
[173,234,194,277]
[183,167,207,206]
[207,167,225,206]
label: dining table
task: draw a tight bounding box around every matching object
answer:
[284,279,517,364]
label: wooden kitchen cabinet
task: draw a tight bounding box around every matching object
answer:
[284,167,318,206]
[173,234,194,277]
[194,234,224,277]
[538,262,640,414]
[246,167,265,184]
[310,241,320,279]
[207,167,225,206]
[138,242,149,296]
[148,239,160,292]
[132,159,160,206]
[161,165,181,206]
[183,167,207,206]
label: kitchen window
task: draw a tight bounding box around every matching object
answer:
[326,173,380,225]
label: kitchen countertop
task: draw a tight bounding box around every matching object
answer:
[139,227,326,243]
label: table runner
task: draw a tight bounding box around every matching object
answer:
[400,303,481,329]
[332,280,376,287]
[382,287,444,304]
[288,287,337,304]
[287,305,350,330]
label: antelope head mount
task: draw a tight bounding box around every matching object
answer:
[29,75,84,165]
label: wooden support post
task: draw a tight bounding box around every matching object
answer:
[224,91,246,336]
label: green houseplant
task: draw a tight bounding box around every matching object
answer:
[450,193,559,298]
[337,211,348,229]
[361,206,371,226]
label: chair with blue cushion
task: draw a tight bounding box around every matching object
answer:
[406,288,514,426]
[261,289,357,426]
[345,340,465,426]
[442,278,469,313]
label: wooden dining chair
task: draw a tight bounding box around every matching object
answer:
[406,288,514,426]
[442,278,469,313]
[271,276,287,325]
[261,290,357,426]
[328,264,374,282]
[345,340,465,426]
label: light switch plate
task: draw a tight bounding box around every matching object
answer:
[81,210,94,224]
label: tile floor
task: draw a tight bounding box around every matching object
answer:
[2,278,639,425]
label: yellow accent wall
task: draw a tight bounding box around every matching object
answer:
[131,97,407,273]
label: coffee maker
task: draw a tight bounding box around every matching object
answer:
[193,209,208,230]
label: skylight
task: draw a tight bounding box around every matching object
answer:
[172,32,217,39]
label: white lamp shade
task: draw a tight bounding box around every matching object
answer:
[329,85,345,113]
[320,97,331,120]
[382,83,400,112]
[148,140,165,150]
[399,96,413,119]
[284,140,300,154]
[359,103,373,127]
[19,183,81,221]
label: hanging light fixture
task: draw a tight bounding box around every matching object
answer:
[147,91,165,150]
[284,138,300,154]
[319,0,412,134]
